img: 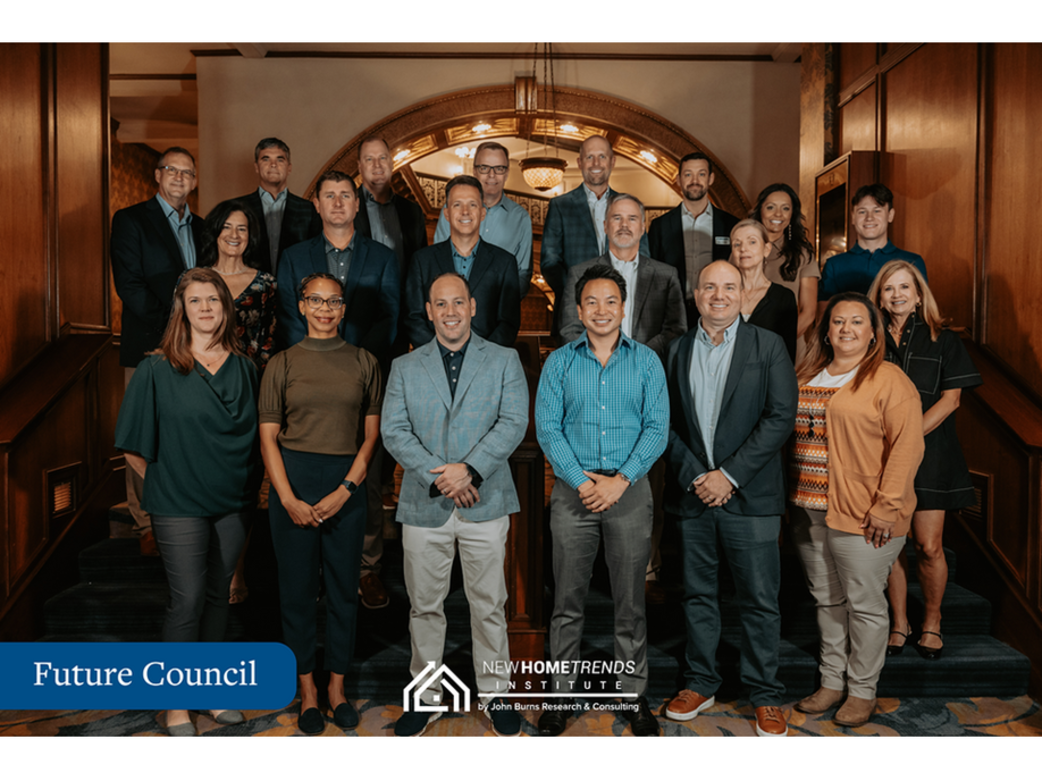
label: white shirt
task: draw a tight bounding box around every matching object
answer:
[584,184,610,255]
[681,201,714,299]
[608,250,640,338]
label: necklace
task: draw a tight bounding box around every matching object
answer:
[192,349,225,369]
[214,267,250,276]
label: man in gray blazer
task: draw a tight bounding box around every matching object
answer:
[381,272,528,738]
[540,135,649,334]
[559,193,687,362]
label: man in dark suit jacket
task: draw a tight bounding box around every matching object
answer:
[559,193,686,362]
[236,137,322,275]
[662,260,797,737]
[540,136,649,332]
[405,175,520,349]
[648,152,740,324]
[111,146,204,552]
[276,170,399,360]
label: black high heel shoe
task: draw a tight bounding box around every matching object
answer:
[916,630,944,660]
[886,626,913,657]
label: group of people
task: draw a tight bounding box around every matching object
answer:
[111,131,979,738]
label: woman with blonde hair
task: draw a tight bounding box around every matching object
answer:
[868,261,982,660]
[789,292,923,727]
[729,218,798,362]
[115,267,260,735]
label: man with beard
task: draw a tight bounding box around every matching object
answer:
[648,152,739,325]
[540,135,649,335]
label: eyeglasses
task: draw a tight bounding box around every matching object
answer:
[157,165,196,179]
[302,295,344,310]
[474,165,508,175]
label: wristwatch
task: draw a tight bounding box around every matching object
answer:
[342,479,358,494]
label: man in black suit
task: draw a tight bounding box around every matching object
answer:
[404,175,520,349]
[237,137,322,275]
[352,135,429,541]
[276,169,401,609]
[662,260,797,737]
[648,152,739,325]
[111,146,204,555]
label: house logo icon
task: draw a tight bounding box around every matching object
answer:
[402,661,471,713]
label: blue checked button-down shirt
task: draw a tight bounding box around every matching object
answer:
[535,331,668,490]
[689,316,740,486]
[155,193,196,269]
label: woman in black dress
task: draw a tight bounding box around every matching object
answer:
[869,260,982,659]
[729,218,798,362]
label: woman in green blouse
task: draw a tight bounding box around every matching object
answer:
[116,267,260,736]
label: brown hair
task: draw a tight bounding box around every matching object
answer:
[867,260,945,341]
[796,292,885,392]
[155,268,244,375]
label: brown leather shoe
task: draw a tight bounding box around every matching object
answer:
[795,686,845,714]
[664,690,715,721]
[754,705,788,736]
[834,695,876,727]
[359,572,389,609]
[644,580,667,605]
[139,529,159,557]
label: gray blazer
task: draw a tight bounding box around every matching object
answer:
[559,253,688,362]
[381,334,529,527]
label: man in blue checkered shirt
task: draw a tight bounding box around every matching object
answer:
[534,265,669,737]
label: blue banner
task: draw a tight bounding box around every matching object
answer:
[0,643,297,710]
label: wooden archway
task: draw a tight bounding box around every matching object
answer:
[306,83,749,218]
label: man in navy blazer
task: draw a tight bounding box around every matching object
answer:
[236,137,322,275]
[648,153,740,326]
[404,175,520,349]
[539,135,649,333]
[111,146,204,554]
[276,170,399,361]
[382,272,528,737]
[662,260,797,737]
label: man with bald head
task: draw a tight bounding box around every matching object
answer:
[662,260,798,737]
[539,135,649,334]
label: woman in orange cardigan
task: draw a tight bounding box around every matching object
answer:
[788,292,924,727]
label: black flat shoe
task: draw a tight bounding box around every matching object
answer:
[298,706,325,735]
[333,701,359,729]
[916,630,944,660]
[886,626,913,657]
[626,696,660,736]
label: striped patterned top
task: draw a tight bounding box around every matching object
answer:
[789,386,840,511]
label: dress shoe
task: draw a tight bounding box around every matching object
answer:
[644,580,667,605]
[298,706,325,735]
[665,690,715,721]
[886,625,913,656]
[166,720,196,736]
[486,698,521,736]
[626,696,660,736]
[754,705,788,736]
[358,572,390,609]
[333,701,359,729]
[795,687,845,714]
[537,700,573,736]
[211,709,244,725]
[916,630,944,660]
[394,709,440,737]
[139,529,159,557]
[834,695,876,727]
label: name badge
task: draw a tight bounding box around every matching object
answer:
[715,236,730,245]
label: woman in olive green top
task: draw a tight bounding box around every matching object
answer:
[115,267,259,736]
[259,272,382,735]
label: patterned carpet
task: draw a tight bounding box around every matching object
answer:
[3,693,1040,737]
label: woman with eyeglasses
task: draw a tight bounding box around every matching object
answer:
[259,272,382,735]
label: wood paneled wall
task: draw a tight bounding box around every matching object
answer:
[803,42,1042,696]
[0,44,120,637]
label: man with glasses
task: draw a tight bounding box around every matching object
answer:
[112,146,204,556]
[433,141,533,296]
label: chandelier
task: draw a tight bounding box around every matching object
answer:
[521,43,566,192]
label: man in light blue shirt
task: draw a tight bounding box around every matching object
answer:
[535,264,668,737]
[434,141,533,296]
